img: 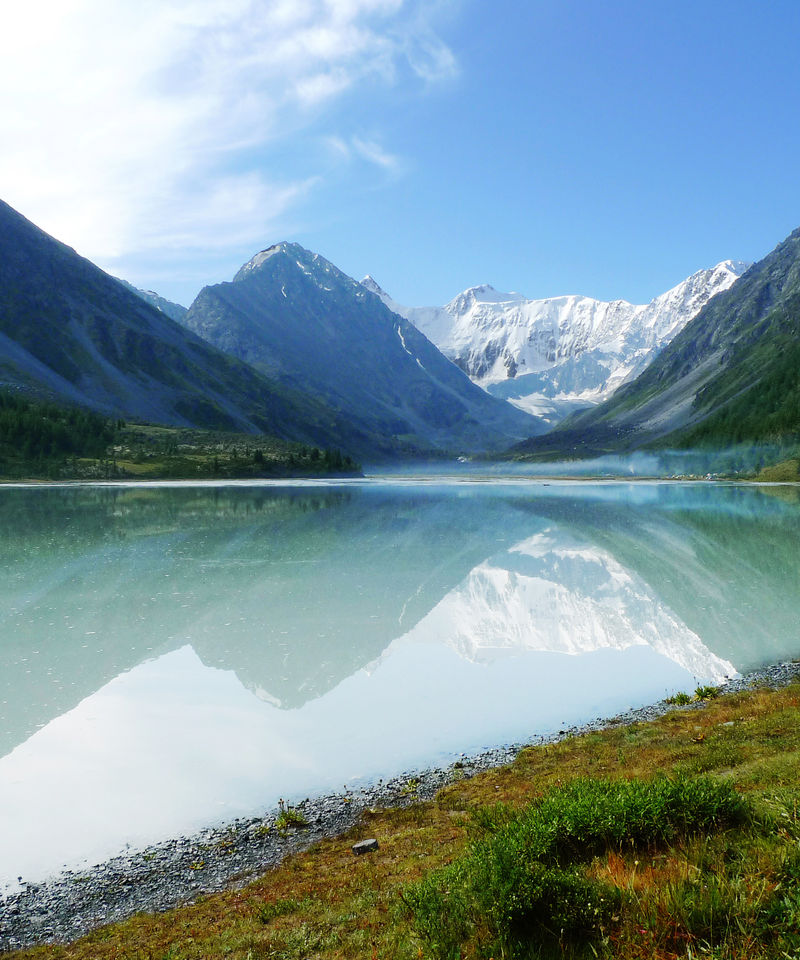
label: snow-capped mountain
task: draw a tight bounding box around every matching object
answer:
[362,261,749,423]
[533,225,800,453]
[180,242,539,458]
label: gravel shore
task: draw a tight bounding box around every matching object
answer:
[2,660,799,953]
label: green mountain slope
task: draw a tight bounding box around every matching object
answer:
[512,227,800,456]
[0,199,356,449]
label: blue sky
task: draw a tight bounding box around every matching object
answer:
[2,0,799,308]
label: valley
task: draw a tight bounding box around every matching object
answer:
[363,259,747,426]
[0,199,798,956]
[2,196,798,474]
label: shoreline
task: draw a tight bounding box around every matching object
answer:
[1,476,797,491]
[2,659,800,952]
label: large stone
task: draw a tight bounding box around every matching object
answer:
[351,839,379,856]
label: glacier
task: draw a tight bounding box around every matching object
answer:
[362,260,749,426]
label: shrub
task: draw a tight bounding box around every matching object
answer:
[483,777,749,864]
[667,691,692,705]
[404,777,750,959]
[275,805,309,831]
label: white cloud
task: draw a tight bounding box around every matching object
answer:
[322,133,402,173]
[405,34,459,82]
[294,69,355,107]
[323,135,353,160]
[351,136,403,172]
[0,0,459,290]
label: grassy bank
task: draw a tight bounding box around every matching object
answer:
[0,396,361,480]
[89,423,360,480]
[8,677,800,959]
[756,458,800,482]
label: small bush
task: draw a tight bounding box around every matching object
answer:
[667,691,692,705]
[275,806,309,831]
[404,777,750,959]
[695,685,721,701]
[491,777,749,865]
[406,859,619,960]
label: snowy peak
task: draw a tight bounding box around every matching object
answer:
[718,259,751,277]
[365,259,749,423]
[446,284,527,314]
[639,260,751,346]
[361,275,390,299]
[233,242,357,294]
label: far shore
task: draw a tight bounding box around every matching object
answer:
[0,473,797,487]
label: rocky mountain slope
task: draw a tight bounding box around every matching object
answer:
[0,199,354,447]
[514,226,800,455]
[363,261,747,426]
[180,243,539,457]
[118,280,188,324]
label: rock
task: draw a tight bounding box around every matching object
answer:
[351,839,379,856]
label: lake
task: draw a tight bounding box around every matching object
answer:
[1,477,799,890]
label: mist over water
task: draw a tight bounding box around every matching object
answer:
[1,478,798,888]
[372,445,799,478]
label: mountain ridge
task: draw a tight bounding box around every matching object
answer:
[118,280,188,324]
[180,242,540,457]
[363,261,748,427]
[513,226,800,455]
[0,199,358,449]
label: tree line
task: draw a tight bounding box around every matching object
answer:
[0,391,116,465]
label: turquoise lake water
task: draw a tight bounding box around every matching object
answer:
[1,478,798,888]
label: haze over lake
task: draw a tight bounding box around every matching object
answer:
[1,477,799,889]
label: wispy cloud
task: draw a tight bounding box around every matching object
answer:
[323,133,403,173]
[0,0,459,292]
[351,136,403,172]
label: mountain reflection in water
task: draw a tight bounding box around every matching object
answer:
[1,479,798,886]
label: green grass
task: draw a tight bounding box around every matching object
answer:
[756,458,800,482]
[256,897,309,925]
[404,777,749,959]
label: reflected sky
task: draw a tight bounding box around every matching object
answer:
[1,480,798,888]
